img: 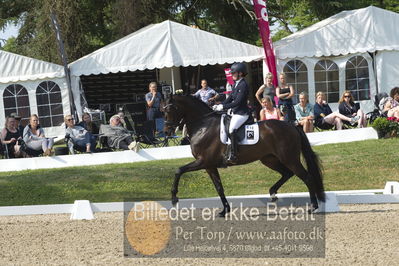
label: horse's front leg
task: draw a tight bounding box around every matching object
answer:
[206,168,230,217]
[171,159,204,206]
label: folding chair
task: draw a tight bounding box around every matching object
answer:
[135,120,164,148]
[155,118,181,146]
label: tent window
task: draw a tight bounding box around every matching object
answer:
[314,59,340,102]
[283,60,308,103]
[345,56,370,101]
[36,81,64,127]
[3,84,31,126]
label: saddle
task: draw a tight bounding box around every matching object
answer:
[220,114,259,145]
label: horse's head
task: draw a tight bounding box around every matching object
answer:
[163,95,185,134]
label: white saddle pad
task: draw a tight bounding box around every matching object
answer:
[220,114,259,145]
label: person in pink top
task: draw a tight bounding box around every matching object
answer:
[259,96,283,121]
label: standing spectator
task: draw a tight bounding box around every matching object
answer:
[338,91,366,128]
[145,82,164,123]
[193,79,217,105]
[294,92,314,133]
[65,115,96,153]
[23,114,54,156]
[314,91,354,130]
[276,73,296,122]
[78,112,99,135]
[10,112,24,138]
[256,72,276,106]
[1,116,22,158]
[384,87,399,119]
[259,96,283,121]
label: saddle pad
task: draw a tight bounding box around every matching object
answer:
[220,114,259,145]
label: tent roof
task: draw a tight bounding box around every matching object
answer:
[274,6,399,59]
[0,50,65,83]
[69,20,264,76]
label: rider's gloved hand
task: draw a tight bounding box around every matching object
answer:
[212,104,223,111]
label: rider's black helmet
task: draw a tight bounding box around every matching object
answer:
[230,62,247,75]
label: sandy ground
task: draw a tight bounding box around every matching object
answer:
[0,204,398,265]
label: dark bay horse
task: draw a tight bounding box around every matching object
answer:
[164,95,325,216]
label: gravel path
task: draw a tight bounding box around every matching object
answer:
[0,204,398,265]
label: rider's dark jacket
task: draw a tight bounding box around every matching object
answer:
[222,79,250,115]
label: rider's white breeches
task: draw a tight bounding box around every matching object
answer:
[229,114,249,133]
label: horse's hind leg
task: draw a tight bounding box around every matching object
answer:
[286,162,319,211]
[172,159,204,205]
[206,168,230,217]
[260,155,294,202]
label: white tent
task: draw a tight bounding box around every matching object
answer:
[0,50,70,136]
[70,20,264,76]
[69,20,264,114]
[274,6,399,111]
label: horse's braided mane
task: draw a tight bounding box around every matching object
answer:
[177,95,212,113]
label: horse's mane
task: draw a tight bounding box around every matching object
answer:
[175,95,213,114]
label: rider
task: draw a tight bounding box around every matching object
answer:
[213,62,250,164]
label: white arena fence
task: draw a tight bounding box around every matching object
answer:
[0,128,378,172]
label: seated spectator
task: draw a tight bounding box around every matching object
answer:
[23,114,54,156]
[193,79,217,105]
[101,115,137,150]
[1,116,22,158]
[259,96,283,121]
[78,112,99,135]
[65,115,96,153]
[314,91,354,130]
[117,111,128,129]
[294,92,314,133]
[10,112,24,137]
[383,87,399,119]
[338,91,367,128]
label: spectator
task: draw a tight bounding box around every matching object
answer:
[1,116,22,158]
[65,115,96,153]
[145,82,164,122]
[259,96,283,121]
[294,92,314,133]
[23,114,54,156]
[338,91,366,128]
[276,72,296,122]
[102,115,137,150]
[256,72,276,106]
[314,91,354,130]
[193,79,217,105]
[384,87,399,119]
[10,112,24,138]
[117,111,128,129]
[78,112,99,135]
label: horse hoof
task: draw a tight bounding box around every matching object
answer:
[171,197,179,206]
[308,206,319,214]
[270,194,278,202]
[218,211,226,218]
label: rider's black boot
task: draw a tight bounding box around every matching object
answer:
[226,130,238,164]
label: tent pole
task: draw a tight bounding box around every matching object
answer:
[171,67,175,94]
[373,51,379,95]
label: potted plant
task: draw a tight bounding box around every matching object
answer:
[372,117,399,138]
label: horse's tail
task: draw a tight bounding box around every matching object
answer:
[296,127,325,202]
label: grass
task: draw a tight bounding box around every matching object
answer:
[0,138,398,206]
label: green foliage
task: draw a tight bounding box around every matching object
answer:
[372,117,399,137]
[1,0,399,62]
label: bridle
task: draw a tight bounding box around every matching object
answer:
[163,101,222,128]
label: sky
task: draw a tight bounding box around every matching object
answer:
[0,23,20,41]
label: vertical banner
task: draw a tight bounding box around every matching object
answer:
[224,68,234,85]
[253,0,278,86]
